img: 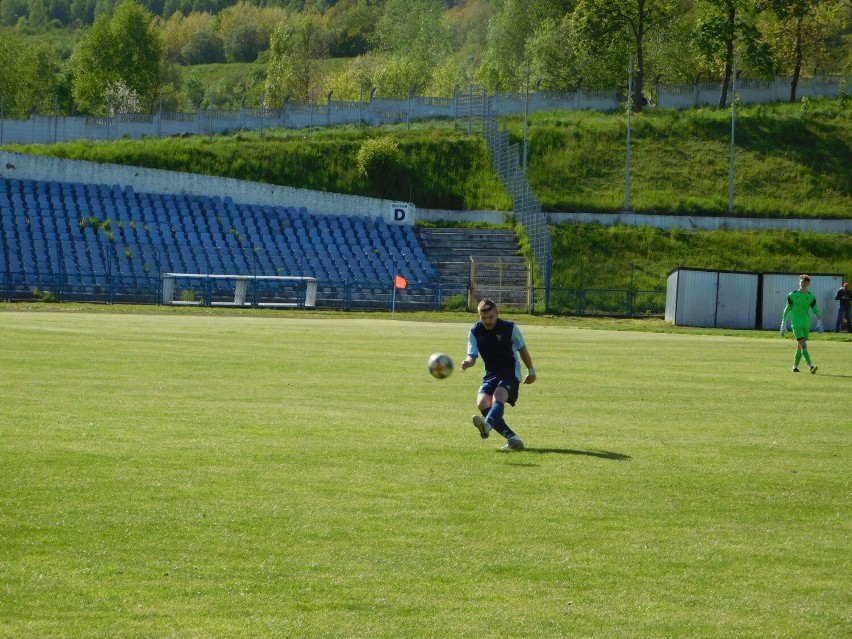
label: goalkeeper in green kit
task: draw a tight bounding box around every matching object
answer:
[781,274,823,373]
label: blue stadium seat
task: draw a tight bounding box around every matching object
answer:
[1,176,440,293]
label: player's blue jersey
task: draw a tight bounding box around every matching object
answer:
[467,318,526,382]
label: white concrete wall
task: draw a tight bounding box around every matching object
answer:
[657,75,847,109]
[548,211,852,234]
[0,151,416,226]
[2,150,847,234]
[0,74,846,146]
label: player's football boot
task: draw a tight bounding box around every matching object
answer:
[809,365,818,374]
[472,415,492,439]
[502,437,524,451]
[792,367,800,372]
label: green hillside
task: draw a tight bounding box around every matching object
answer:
[3,100,850,288]
[550,225,852,291]
[6,98,850,218]
[506,99,852,218]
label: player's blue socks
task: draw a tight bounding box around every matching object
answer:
[487,400,504,424]
[485,401,516,438]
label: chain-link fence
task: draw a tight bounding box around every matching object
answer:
[2,256,664,317]
[540,287,665,316]
[467,257,532,310]
[457,84,552,288]
[1,239,664,316]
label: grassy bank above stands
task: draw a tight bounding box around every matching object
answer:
[4,99,849,218]
[4,125,512,212]
[501,99,851,218]
[3,102,850,288]
[551,224,852,290]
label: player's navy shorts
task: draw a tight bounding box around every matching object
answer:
[479,374,520,406]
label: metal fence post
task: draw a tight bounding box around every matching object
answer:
[544,254,552,314]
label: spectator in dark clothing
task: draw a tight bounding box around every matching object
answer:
[835,282,852,333]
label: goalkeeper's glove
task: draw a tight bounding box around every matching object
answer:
[816,318,824,333]
[780,322,787,337]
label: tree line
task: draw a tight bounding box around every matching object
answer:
[0,0,849,120]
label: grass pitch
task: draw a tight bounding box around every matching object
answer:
[0,311,849,638]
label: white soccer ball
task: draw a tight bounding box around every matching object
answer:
[428,353,454,379]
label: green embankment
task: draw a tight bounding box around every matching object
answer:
[2,99,850,286]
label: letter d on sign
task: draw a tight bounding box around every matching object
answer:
[388,202,416,225]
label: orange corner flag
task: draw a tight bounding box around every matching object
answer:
[394,275,408,289]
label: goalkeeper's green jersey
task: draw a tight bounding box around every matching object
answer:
[782,290,820,325]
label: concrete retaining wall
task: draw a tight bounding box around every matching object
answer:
[2,151,847,234]
[0,74,846,146]
[0,151,416,226]
[546,211,852,234]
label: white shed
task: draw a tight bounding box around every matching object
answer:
[666,268,759,329]
[761,273,844,330]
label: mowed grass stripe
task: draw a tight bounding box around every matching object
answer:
[0,313,849,638]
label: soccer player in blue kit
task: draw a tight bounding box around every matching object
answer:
[460,299,537,451]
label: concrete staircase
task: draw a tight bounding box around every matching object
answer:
[415,227,530,307]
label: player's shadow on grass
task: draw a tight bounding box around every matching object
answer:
[521,447,631,460]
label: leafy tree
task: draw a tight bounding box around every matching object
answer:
[217,2,286,58]
[573,0,682,109]
[428,55,464,97]
[161,0,194,19]
[443,0,494,86]
[224,23,259,62]
[265,9,328,106]
[373,0,449,55]
[327,50,379,101]
[104,78,141,113]
[0,36,63,116]
[642,2,704,87]
[477,0,573,91]
[356,136,411,199]
[54,67,76,114]
[371,0,452,97]
[525,16,583,90]
[445,0,493,57]
[373,54,433,97]
[18,42,62,113]
[156,11,216,63]
[184,73,205,107]
[692,0,773,108]
[323,0,379,57]
[181,28,225,64]
[0,35,24,115]
[45,0,70,24]
[70,0,96,25]
[27,0,50,30]
[154,58,181,111]
[70,0,163,114]
[1,0,29,26]
[142,0,165,18]
[93,0,118,19]
[758,0,846,100]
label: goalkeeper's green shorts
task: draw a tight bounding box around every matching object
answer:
[792,322,810,340]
